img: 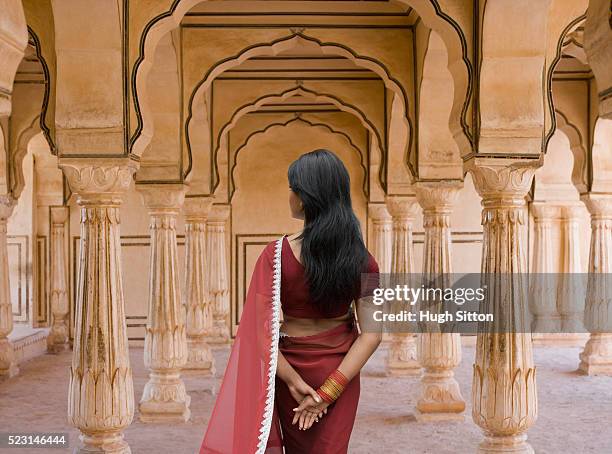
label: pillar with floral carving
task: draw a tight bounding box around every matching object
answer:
[61,159,136,454]
[415,181,465,421]
[138,184,190,422]
[47,206,70,353]
[579,194,612,375]
[206,205,231,344]
[183,196,215,373]
[0,195,17,379]
[384,195,421,376]
[468,159,538,454]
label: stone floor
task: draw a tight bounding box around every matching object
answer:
[1,340,611,454]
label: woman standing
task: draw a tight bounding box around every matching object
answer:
[201,149,382,454]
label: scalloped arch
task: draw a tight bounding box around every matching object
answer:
[229,116,368,201]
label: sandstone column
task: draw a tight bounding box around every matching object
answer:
[557,205,587,342]
[206,205,230,345]
[469,159,537,454]
[0,195,17,379]
[138,184,190,422]
[369,203,393,343]
[579,194,612,375]
[530,203,560,342]
[183,196,215,373]
[415,182,465,421]
[61,159,136,454]
[47,206,70,353]
[385,195,421,376]
[368,203,392,273]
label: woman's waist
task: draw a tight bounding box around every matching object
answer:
[279,315,357,352]
[280,307,353,336]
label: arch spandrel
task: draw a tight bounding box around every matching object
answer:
[534,129,582,201]
[23,0,57,152]
[554,110,589,196]
[543,2,587,155]
[418,28,462,180]
[136,31,182,183]
[8,78,46,199]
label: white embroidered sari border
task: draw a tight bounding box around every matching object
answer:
[256,237,283,454]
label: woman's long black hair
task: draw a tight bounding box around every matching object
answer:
[288,149,369,315]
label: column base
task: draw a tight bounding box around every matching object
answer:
[77,431,130,454]
[139,372,191,423]
[579,333,612,375]
[532,333,587,347]
[183,338,216,374]
[47,327,70,353]
[416,376,465,417]
[415,409,465,422]
[0,339,19,379]
[385,335,421,377]
[207,319,231,345]
[478,434,533,454]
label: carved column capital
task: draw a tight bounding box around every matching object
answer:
[561,203,586,220]
[207,204,231,224]
[466,158,538,202]
[59,158,138,205]
[531,202,559,222]
[368,203,391,223]
[385,195,418,220]
[415,181,462,213]
[183,196,214,222]
[137,184,187,212]
[581,193,612,219]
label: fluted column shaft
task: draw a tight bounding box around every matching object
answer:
[385,195,421,376]
[0,196,17,379]
[530,203,560,338]
[469,160,538,454]
[558,205,587,337]
[579,194,612,375]
[61,159,136,454]
[183,197,215,373]
[415,182,465,421]
[47,206,70,353]
[206,205,230,344]
[138,184,190,422]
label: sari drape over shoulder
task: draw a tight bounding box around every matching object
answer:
[200,239,283,454]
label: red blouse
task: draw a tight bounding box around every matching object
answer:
[280,235,379,319]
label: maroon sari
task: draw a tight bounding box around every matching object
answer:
[200,237,377,453]
[276,320,360,453]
